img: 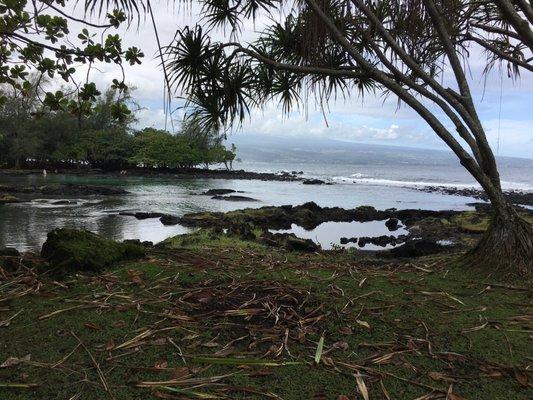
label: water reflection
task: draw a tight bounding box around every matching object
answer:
[0,172,475,252]
[270,220,408,250]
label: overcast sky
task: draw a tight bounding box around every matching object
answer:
[71,2,533,159]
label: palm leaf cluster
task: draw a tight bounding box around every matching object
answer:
[157,0,531,133]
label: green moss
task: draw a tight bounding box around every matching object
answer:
[0,193,20,204]
[451,210,533,233]
[40,228,145,274]
[162,228,268,251]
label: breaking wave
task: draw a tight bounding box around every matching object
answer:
[332,176,533,192]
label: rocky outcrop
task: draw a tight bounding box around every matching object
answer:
[212,195,259,202]
[385,239,446,258]
[419,186,533,207]
[0,247,20,257]
[385,218,399,231]
[119,211,165,219]
[202,189,237,196]
[160,214,180,226]
[178,202,460,231]
[302,179,327,185]
[358,235,403,248]
[0,184,129,196]
[0,194,21,204]
[41,228,144,274]
[259,231,319,252]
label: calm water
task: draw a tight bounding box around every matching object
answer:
[1,154,531,251]
[271,221,408,250]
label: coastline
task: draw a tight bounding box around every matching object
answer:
[1,167,531,207]
[0,167,304,182]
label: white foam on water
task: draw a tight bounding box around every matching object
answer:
[331,176,533,192]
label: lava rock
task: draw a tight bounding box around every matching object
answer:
[358,235,399,248]
[0,184,129,196]
[0,247,20,257]
[385,218,400,231]
[0,194,21,204]
[285,235,319,252]
[202,189,237,196]
[302,179,326,185]
[212,195,258,202]
[386,239,445,258]
[340,237,357,245]
[119,211,165,219]
[41,228,145,274]
[160,214,180,225]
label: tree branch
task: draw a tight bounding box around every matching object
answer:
[470,22,522,41]
[424,0,501,189]
[366,37,484,167]
[495,0,533,52]
[515,0,533,25]
[224,43,367,79]
[467,34,533,72]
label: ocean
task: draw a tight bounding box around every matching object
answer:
[0,140,531,251]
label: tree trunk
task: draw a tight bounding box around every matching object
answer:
[464,200,533,280]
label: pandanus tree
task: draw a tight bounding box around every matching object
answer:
[161,0,533,277]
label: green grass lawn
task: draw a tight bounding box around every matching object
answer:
[1,233,531,399]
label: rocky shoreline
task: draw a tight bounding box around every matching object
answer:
[417,185,533,206]
[1,169,531,206]
[0,167,304,182]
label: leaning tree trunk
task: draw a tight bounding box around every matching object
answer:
[464,197,533,281]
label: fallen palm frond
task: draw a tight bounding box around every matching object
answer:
[189,357,303,366]
[0,382,39,388]
[314,334,325,365]
[135,372,235,387]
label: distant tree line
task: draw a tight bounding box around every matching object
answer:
[0,82,236,171]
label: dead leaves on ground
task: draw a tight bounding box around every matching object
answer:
[1,248,532,398]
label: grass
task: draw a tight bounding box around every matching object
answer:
[1,231,531,399]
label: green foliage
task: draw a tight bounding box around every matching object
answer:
[0,84,237,170]
[0,83,137,169]
[0,0,141,116]
[40,228,145,274]
[131,122,236,169]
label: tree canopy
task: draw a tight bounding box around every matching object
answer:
[0,85,236,170]
[0,0,144,119]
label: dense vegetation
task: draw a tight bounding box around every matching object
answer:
[0,85,236,171]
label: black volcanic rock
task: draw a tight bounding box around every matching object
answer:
[385,218,400,231]
[119,212,165,219]
[212,195,258,202]
[202,189,237,196]
[303,179,326,185]
[386,239,445,258]
[0,184,128,196]
[160,214,180,225]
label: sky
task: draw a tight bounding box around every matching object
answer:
[65,1,533,159]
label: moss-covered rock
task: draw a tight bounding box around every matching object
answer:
[41,229,145,274]
[0,247,20,256]
[0,193,21,204]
